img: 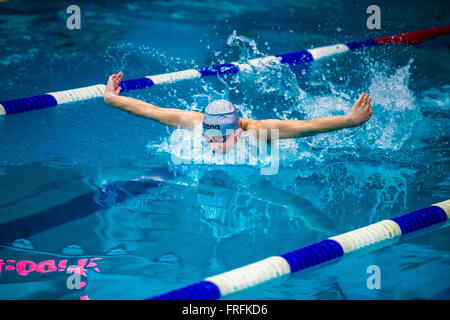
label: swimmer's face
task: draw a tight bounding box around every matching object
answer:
[203,128,242,153]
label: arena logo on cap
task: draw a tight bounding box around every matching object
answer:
[203,123,221,130]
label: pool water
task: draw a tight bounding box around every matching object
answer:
[0,0,449,299]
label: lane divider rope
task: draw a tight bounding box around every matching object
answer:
[147,200,449,300]
[1,26,449,116]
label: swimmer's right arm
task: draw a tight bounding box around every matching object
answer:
[104,72,203,129]
[244,93,372,140]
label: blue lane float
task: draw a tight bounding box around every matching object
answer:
[119,77,155,92]
[198,64,240,76]
[280,239,344,273]
[276,50,314,65]
[391,205,448,234]
[1,26,449,116]
[0,94,58,114]
[148,200,449,300]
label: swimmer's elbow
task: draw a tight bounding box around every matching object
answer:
[285,120,319,138]
[103,95,149,117]
[104,93,118,106]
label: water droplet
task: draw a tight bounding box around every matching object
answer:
[62,244,84,256]
[106,248,128,255]
[11,238,34,250]
[156,254,179,264]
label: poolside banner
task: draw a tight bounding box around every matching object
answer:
[0,26,449,116]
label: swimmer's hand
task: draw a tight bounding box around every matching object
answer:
[102,72,203,128]
[347,93,372,127]
[104,72,123,103]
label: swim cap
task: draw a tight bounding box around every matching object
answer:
[202,100,240,135]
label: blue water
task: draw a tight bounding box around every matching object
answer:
[0,0,449,299]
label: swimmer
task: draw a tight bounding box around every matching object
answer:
[104,72,372,153]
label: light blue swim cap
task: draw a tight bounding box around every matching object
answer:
[202,100,240,135]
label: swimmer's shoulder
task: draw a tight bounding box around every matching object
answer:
[240,118,260,132]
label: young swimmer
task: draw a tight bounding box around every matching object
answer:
[104,72,372,153]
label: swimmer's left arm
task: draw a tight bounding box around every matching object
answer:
[246,93,372,140]
[104,72,203,128]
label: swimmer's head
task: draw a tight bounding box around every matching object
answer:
[202,99,241,153]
